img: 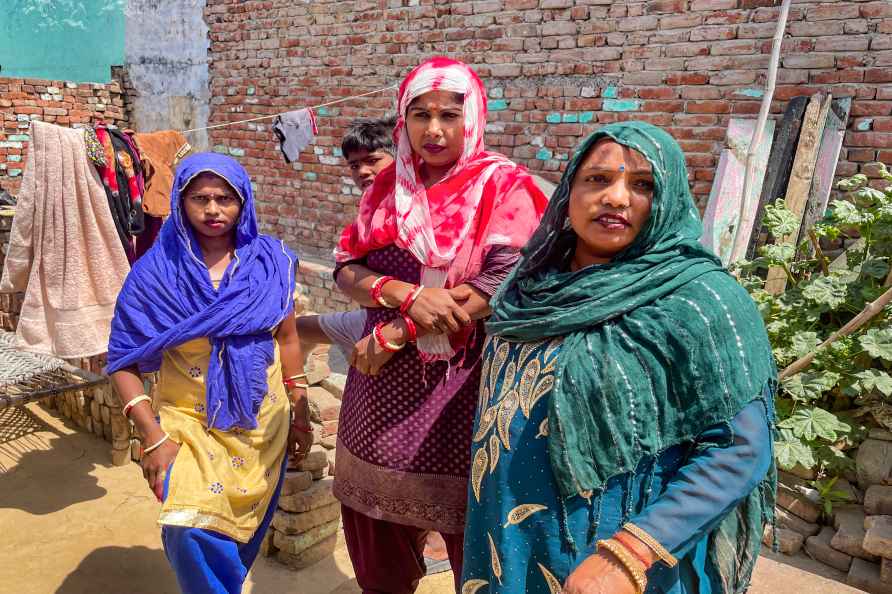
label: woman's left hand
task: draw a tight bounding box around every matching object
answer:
[349,333,396,376]
[288,420,314,465]
[563,551,639,594]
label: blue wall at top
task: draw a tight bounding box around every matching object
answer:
[1,1,125,83]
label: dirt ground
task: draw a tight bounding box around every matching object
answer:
[0,403,864,594]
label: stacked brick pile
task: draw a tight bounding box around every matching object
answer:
[204,0,892,271]
[0,76,128,196]
[759,429,892,593]
[256,295,346,570]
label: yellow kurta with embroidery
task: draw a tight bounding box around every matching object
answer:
[156,333,289,543]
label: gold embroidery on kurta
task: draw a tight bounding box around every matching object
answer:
[503,503,548,527]
[489,434,500,473]
[472,446,489,503]
[473,404,499,443]
[497,389,519,450]
[518,358,541,418]
[538,563,563,594]
[461,579,489,594]
[488,532,503,585]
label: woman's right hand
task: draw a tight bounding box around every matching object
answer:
[408,288,472,334]
[142,439,180,502]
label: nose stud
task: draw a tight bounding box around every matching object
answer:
[619,165,625,172]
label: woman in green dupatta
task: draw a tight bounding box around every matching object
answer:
[460,121,776,594]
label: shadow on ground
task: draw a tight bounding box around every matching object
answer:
[55,545,179,594]
[0,405,108,514]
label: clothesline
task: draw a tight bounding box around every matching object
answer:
[181,84,399,134]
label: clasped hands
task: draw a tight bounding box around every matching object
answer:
[350,286,474,376]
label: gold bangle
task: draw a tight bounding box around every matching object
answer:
[623,522,678,567]
[597,539,648,594]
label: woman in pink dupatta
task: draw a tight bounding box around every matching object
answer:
[332,57,548,593]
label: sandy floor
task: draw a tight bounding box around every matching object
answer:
[0,403,864,594]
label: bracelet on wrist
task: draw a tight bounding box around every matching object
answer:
[612,532,653,569]
[399,284,425,314]
[142,432,171,456]
[596,539,648,594]
[369,275,397,308]
[123,394,151,418]
[401,313,418,343]
[373,321,405,353]
[622,523,677,567]
[283,378,310,391]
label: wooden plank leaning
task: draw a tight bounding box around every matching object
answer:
[745,96,810,260]
[764,93,833,294]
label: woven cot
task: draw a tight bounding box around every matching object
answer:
[0,330,104,409]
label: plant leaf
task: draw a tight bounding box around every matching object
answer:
[860,328,892,361]
[774,429,816,470]
[778,407,850,442]
[763,199,799,237]
[862,259,890,280]
[802,275,848,309]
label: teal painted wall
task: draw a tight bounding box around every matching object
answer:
[0,0,125,83]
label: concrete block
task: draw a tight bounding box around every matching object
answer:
[272,502,341,535]
[281,471,314,497]
[833,506,879,561]
[278,477,336,513]
[777,506,821,537]
[866,486,892,516]
[275,533,338,571]
[295,446,328,473]
[864,516,892,559]
[857,439,892,489]
[763,525,804,555]
[848,558,892,594]
[273,519,339,556]
[805,527,853,572]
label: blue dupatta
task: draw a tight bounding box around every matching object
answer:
[107,153,296,431]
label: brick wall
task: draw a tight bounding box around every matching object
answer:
[0,76,129,196]
[204,0,892,291]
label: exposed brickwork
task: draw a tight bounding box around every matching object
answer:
[0,76,129,196]
[204,0,892,298]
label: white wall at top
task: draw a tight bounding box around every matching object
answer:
[124,0,210,151]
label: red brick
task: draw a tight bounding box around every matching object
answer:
[690,25,737,41]
[852,102,892,116]
[710,39,756,55]
[637,87,680,99]
[862,1,892,18]
[739,0,774,7]
[866,69,892,84]
[782,54,836,69]
[660,13,703,29]
[667,72,710,85]
[847,132,892,149]
[690,0,738,9]
[681,86,722,99]
[809,3,860,20]
[617,15,659,32]
[687,100,732,114]
[810,70,865,84]
[874,119,892,133]
[814,35,870,53]
[646,0,687,13]
[847,148,877,162]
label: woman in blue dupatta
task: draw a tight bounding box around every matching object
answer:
[107,153,314,594]
[461,122,777,594]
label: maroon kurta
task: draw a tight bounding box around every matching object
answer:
[333,244,517,533]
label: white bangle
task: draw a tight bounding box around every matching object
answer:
[143,433,171,455]
[122,394,152,418]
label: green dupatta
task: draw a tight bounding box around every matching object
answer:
[487,121,776,592]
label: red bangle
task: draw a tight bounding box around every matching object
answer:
[402,313,417,342]
[400,284,425,314]
[370,276,396,308]
[373,322,404,353]
[612,532,653,569]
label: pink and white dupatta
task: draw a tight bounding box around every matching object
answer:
[335,57,547,359]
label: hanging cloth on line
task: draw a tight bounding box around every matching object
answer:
[272,108,318,164]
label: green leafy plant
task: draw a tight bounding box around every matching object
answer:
[812,477,851,517]
[735,162,892,478]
